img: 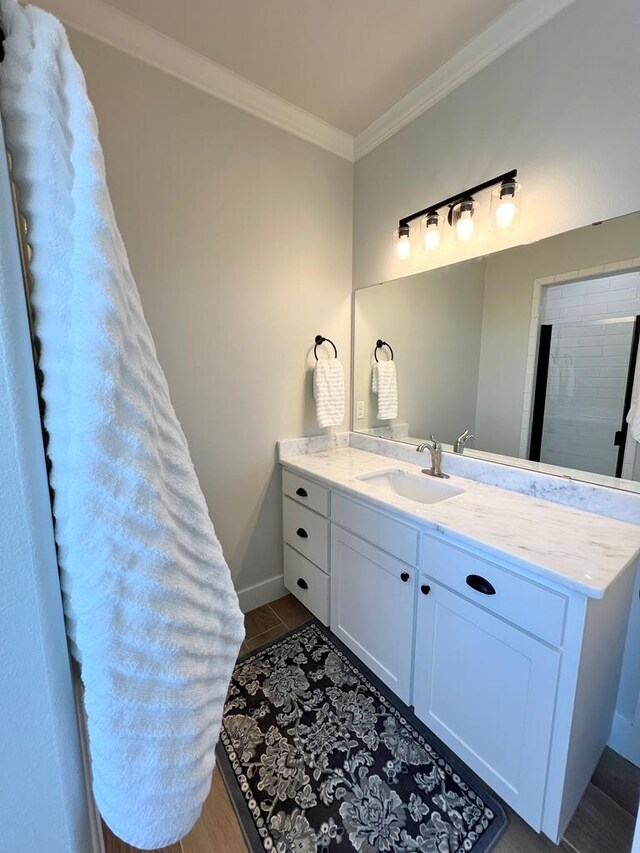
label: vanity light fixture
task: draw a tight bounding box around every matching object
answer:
[393,169,521,261]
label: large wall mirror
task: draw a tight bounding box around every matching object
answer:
[353,211,640,490]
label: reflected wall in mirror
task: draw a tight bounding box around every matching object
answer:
[353,211,640,488]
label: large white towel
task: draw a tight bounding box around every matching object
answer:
[0,2,244,848]
[372,360,398,420]
[313,358,345,428]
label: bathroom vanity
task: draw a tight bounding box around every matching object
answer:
[279,443,640,844]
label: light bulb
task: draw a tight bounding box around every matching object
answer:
[490,178,521,232]
[495,198,516,229]
[396,235,411,261]
[456,209,475,242]
[424,227,440,252]
[422,212,441,252]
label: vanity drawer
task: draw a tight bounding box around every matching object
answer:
[423,535,567,647]
[283,470,330,517]
[284,545,329,625]
[283,497,329,572]
[332,493,419,567]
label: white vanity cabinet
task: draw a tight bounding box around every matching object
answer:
[413,575,560,829]
[329,493,421,703]
[331,525,416,703]
[413,531,635,842]
[282,470,330,625]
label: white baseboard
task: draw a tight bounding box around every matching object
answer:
[237,574,286,613]
[608,712,640,767]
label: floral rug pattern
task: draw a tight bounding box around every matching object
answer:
[219,621,505,853]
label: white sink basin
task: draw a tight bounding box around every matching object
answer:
[356,468,464,505]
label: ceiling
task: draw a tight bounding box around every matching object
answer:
[102,0,518,135]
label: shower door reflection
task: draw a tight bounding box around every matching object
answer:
[530,317,640,477]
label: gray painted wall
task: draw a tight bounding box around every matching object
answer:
[69,30,353,606]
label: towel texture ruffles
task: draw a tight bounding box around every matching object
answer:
[0,1,244,847]
[313,358,345,428]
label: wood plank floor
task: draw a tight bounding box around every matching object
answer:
[102,595,638,853]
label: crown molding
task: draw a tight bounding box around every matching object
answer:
[353,0,576,160]
[36,0,355,161]
[36,0,575,165]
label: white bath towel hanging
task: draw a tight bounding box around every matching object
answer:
[0,2,244,848]
[627,368,640,442]
[372,359,398,420]
[313,357,345,428]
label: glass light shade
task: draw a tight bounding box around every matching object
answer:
[490,179,522,232]
[420,211,442,253]
[392,224,414,262]
[450,198,478,245]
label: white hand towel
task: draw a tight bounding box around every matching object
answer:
[0,2,244,848]
[313,358,345,428]
[372,360,398,420]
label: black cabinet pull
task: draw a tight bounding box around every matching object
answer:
[421,584,431,595]
[400,572,410,582]
[296,487,308,497]
[297,578,309,590]
[296,528,308,539]
[466,574,496,596]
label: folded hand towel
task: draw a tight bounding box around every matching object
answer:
[0,2,244,847]
[313,358,345,428]
[372,360,398,420]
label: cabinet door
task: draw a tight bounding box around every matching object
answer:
[331,525,416,703]
[413,579,560,831]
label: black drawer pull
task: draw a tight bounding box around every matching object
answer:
[297,578,309,590]
[400,572,410,583]
[466,574,496,596]
[296,487,308,497]
[421,584,431,595]
[296,528,308,539]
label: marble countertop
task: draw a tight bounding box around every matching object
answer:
[281,447,640,598]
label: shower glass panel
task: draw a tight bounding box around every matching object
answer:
[535,319,636,476]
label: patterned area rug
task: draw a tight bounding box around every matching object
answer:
[218,620,507,852]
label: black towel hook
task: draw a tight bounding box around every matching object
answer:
[314,334,338,361]
[374,339,394,362]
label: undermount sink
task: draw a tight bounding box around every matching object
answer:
[356,468,464,504]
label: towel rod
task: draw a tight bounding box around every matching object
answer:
[374,339,394,362]
[314,334,338,360]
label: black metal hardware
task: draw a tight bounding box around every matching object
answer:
[374,340,394,362]
[296,487,308,497]
[400,572,410,582]
[398,170,517,230]
[529,324,552,462]
[296,528,308,539]
[615,315,640,478]
[421,584,431,595]
[297,578,309,590]
[314,334,338,360]
[466,574,496,596]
